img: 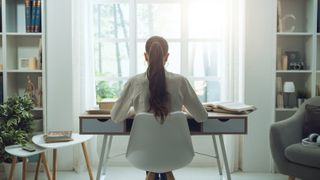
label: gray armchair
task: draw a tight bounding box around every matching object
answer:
[270,96,320,180]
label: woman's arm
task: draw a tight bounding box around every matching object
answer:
[182,78,208,122]
[111,81,133,123]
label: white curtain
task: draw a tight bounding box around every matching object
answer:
[71,0,245,172]
[224,0,245,172]
[72,0,99,172]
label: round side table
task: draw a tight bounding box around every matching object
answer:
[5,144,52,180]
[32,133,93,180]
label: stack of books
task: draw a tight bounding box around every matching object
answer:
[25,0,42,32]
[202,102,257,114]
[44,131,73,143]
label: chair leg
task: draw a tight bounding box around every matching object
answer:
[288,176,295,180]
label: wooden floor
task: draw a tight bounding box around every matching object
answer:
[0,166,294,180]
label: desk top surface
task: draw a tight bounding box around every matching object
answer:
[79,111,248,119]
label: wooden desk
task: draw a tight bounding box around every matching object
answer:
[79,112,248,180]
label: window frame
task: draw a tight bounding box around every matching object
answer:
[91,0,229,101]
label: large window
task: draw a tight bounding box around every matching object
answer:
[92,0,229,102]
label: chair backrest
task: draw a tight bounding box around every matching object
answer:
[126,111,194,173]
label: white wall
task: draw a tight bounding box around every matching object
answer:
[242,0,276,172]
[45,0,277,172]
[46,0,74,170]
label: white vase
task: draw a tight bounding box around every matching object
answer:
[3,161,23,180]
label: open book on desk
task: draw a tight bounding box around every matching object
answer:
[202,102,257,114]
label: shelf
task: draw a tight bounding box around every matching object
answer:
[276,70,312,73]
[275,108,298,112]
[7,70,42,73]
[277,32,313,36]
[6,33,42,36]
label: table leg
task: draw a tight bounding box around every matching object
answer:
[22,157,27,180]
[82,142,94,180]
[212,135,222,175]
[53,149,57,180]
[219,135,231,180]
[35,153,43,180]
[8,156,17,180]
[102,135,113,175]
[97,135,108,180]
[42,153,52,180]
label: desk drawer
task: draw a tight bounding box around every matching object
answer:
[203,118,246,134]
[80,118,124,134]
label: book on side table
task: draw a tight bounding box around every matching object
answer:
[44,131,73,143]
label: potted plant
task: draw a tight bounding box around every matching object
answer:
[0,95,34,177]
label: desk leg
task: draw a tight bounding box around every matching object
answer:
[53,149,57,180]
[97,135,108,180]
[102,135,113,175]
[82,142,94,180]
[8,156,17,180]
[212,135,222,175]
[22,157,27,180]
[35,153,42,180]
[42,153,52,180]
[218,135,231,180]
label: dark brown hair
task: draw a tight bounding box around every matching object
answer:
[145,36,169,123]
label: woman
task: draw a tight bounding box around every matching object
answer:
[111,36,208,180]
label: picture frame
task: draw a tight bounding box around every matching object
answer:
[18,58,30,70]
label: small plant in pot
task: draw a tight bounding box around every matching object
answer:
[0,95,34,177]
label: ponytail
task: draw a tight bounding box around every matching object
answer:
[146,36,169,123]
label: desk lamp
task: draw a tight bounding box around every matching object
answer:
[283,81,295,108]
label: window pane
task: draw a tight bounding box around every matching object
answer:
[189,80,221,102]
[95,42,130,77]
[137,42,181,74]
[96,80,126,101]
[188,0,226,39]
[188,42,224,77]
[137,3,180,38]
[93,3,129,39]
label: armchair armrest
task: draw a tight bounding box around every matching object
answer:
[270,111,304,171]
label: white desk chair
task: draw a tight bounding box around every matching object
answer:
[126,111,194,173]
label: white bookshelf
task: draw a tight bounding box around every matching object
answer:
[275,0,318,121]
[1,0,46,133]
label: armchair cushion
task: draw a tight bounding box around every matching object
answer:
[285,143,320,169]
[303,104,320,138]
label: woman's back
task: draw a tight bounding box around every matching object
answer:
[111,70,207,123]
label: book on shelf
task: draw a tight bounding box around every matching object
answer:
[281,55,288,70]
[44,131,73,143]
[30,0,36,32]
[36,76,42,107]
[0,3,2,32]
[276,76,283,92]
[277,48,283,70]
[37,38,42,69]
[34,0,41,32]
[25,0,32,32]
[276,92,284,108]
[318,0,320,32]
[202,102,257,114]
[277,0,283,32]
